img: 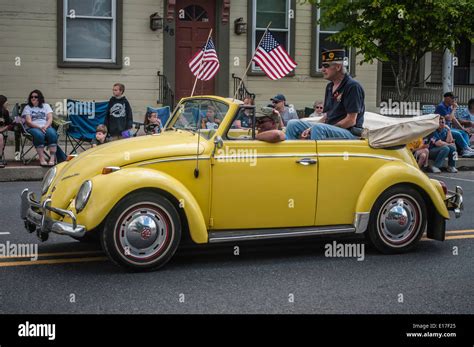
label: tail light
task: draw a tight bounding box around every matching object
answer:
[439,180,448,196]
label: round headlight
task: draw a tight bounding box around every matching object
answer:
[75,180,92,213]
[41,166,57,195]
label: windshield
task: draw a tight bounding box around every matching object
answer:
[169,99,229,140]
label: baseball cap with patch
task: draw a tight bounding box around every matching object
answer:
[321,49,348,66]
[257,107,279,121]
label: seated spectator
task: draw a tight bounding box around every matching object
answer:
[434,92,474,157]
[407,137,429,171]
[255,107,285,143]
[233,97,254,129]
[456,98,474,140]
[271,94,298,126]
[309,100,324,118]
[91,124,109,147]
[144,111,162,135]
[0,95,12,168]
[201,105,221,130]
[21,90,58,167]
[428,117,458,173]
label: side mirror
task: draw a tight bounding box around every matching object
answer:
[214,136,224,149]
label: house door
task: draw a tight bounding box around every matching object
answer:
[175,0,216,102]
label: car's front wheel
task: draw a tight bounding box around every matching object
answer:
[367,185,427,254]
[101,191,181,271]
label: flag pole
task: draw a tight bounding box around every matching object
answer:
[191,28,213,97]
[233,22,272,100]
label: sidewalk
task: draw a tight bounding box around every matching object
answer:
[0,143,86,182]
[2,144,474,182]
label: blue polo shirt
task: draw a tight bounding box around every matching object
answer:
[323,74,365,128]
[429,128,449,149]
[434,102,453,127]
[458,109,474,122]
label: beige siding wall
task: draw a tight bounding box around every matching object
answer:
[0,0,164,120]
[0,0,379,118]
[229,0,378,112]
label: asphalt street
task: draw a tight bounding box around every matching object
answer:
[0,173,473,314]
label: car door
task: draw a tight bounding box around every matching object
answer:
[210,138,318,230]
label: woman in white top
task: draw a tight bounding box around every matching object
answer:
[21,90,58,166]
[309,100,325,118]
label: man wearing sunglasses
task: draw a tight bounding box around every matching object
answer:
[309,101,325,118]
[255,107,286,143]
[270,94,298,127]
[286,49,365,140]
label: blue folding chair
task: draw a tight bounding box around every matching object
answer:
[65,100,107,154]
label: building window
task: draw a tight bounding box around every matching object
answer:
[58,0,122,68]
[311,6,353,76]
[454,37,474,85]
[248,0,296,74]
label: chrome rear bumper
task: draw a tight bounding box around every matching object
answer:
[20,189,86,239]
[445,186,463,218]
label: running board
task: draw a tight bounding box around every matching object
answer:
[208,225,356,243]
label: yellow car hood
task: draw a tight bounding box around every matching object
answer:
[49,130,208,209]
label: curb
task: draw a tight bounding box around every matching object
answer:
[0,165,50,182]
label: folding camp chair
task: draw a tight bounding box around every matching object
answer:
[0,131,6,167]
[15,103,36,164]
[0,105,14,166]
[65,100,107,154]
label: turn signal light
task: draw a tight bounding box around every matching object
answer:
[66,155,77,161]
[439,180,448,196]
[102,167,121,175]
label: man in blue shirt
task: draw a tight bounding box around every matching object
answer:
[434,92,474,157]
[456,98,474,137]
[428,117,458,173]
[286,49,364,140]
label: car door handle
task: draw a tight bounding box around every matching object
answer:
[296,158,317,166]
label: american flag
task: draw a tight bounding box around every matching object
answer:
[188,37,220,81]
[253,30,297,80]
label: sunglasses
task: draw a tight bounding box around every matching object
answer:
[30,95,39,99]
[315,106,323,109]
[321,63,333,69]
[256,118,272,124]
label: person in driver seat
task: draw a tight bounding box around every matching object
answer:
[255,107,285,143]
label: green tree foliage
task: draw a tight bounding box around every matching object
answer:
[307,0,474,101]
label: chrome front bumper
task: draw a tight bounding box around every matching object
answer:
[20,189,86,239]
[445,186,463,218]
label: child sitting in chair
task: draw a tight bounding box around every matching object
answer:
[144,111,162,135]
[91,124,109,147]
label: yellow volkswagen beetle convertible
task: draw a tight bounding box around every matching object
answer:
[21,96,463,271]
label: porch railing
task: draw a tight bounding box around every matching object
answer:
[381,84,473,105]
[157,71,175,109]
[232,73,256,101]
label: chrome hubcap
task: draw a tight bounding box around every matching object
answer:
[378,195,420,246]
[117,205,170,260]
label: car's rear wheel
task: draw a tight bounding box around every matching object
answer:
[101,191,181,271]
[367,185,426,254]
